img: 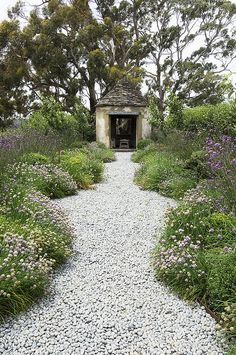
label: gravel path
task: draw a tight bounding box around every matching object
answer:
[0,153,226,355]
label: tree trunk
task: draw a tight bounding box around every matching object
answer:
[88,81,97,114]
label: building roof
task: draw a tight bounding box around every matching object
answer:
[96,79,147,107]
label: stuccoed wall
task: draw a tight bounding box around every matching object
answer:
[96,106,151,148]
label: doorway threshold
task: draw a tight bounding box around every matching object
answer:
[113,149,136,152]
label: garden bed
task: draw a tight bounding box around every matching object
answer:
[133,134,236,354]
[0,127,115,317]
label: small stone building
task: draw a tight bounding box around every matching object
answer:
[96,79,151,149]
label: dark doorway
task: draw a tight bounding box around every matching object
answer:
[110,115,137,149]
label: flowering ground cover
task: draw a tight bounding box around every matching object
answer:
[0,186,74,316]
[133,133,236,353]
[0,128,114,317]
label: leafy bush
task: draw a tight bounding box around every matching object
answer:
[69,140,88,149]
[158,130,206,160]
[206,249,236,309]
[181,101,236,135]
[60,149,104,188]
[25,97,93,143]
[20,152,51,165]
[0,184,73,235]
[137,139,153,150]
[0,226,52,315]
[86,142,115,162]
[4,163,77,199]
[184,150,209,178]
[134,150,196,198]
[227,342,236,355]
[132,144,158,163]
[158,175,196,199]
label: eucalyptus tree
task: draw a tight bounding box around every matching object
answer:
[94,0,151,95]
[0,19,30,126]
[21,0,104,113]
[143,0,236,117]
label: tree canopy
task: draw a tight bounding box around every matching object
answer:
[0,0,236,124]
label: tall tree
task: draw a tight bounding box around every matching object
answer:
[22,0,103,113]
[144,0,236,116]
[94,0,151,94]
[1,0,236,121]
[0,19,30,126]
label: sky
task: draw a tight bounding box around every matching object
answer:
[0,0,39,20]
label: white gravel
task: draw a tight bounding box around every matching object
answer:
[0,152,226,355]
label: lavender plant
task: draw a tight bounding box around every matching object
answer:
[205,135,236,212]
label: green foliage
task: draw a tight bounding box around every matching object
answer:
[147,96,164,128]
[154,187,236,342]
[132,144,158,163]
[0,128,63,171]
[154,130,206,160]
[184,150,209,178]
[0,192,73,316]
[205,135,236,213]
[158,175,196,199]
[1,0,236,119]
[0,179,74,316]
[145,0,236,113]
[20,152,50,165]
[181,101,236,135]
[60,150,104,188]
[26,97,86,137]
[0,20,29,125]
[4,163,77,199]
[226,341,236,355]
[134,149,196,198]
[86,142,116,162]
[167,93,184,129]
[206,249,236,309]
[137,139,153,150]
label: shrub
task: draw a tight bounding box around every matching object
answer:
[25,97,94,144]
[226,342,236,355]
[159,130,206,160]
[0,128,62,171]
[0,184,74,236]
[60,149,104,188]
[86,142,116,162]
[132,144,158,163]
[69,140,88,149]
[134,150,196,198]
[158,174,196,199]
[20,152,51,165]
[184,150,209,178]
[0,186,74,316]
[0,227,52,315]
[181,101,236,135]
[206,248,236,310]
[137,139,153,150]
[4,163,77,199]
